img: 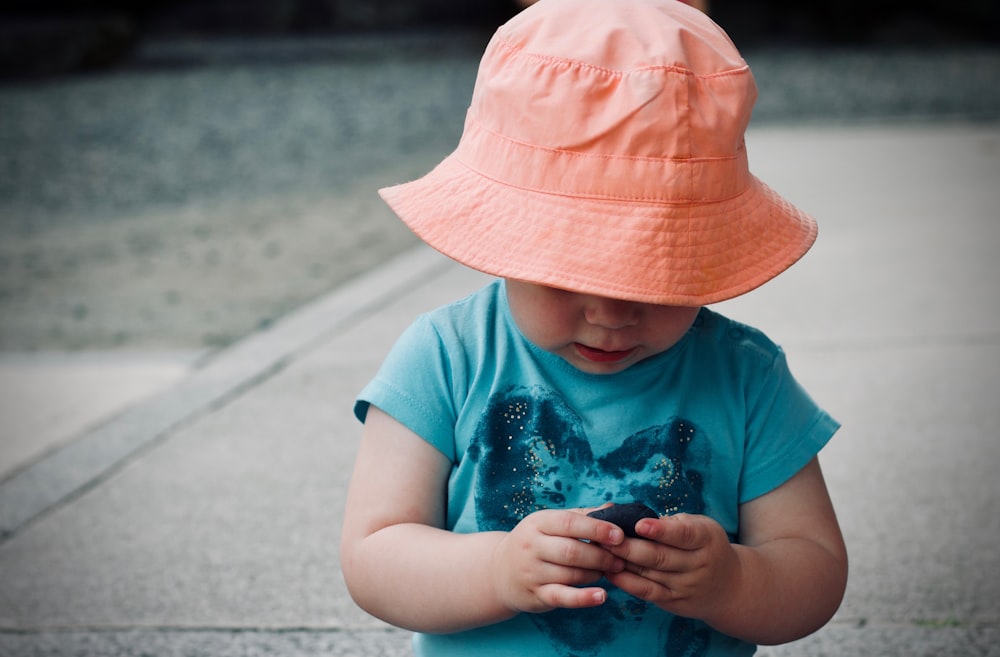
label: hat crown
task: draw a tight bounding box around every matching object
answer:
[470,0,757,163]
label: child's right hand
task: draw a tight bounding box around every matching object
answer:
[343,408,635,633]
[490,509,627,614]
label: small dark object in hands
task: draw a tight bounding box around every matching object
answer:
[587,502,659,539]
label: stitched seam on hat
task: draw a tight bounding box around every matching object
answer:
[459,121,751,204]
[471,117,741,166]
[456,156,748,205]
[494,36,750,79]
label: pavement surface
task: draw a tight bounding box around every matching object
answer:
[1,32,1000,657]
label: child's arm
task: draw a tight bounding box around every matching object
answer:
[605,457,847,645]
[340,406,626,634]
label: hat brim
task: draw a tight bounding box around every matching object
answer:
[379,154,817,306]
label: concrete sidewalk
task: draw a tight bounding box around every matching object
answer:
[0,123,998,656]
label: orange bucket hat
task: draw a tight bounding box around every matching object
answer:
[379,0,818,306]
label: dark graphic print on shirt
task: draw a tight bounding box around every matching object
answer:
[467,384,712,656]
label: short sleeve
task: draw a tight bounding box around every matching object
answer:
[739,347,840,503]
[354,314,460,462]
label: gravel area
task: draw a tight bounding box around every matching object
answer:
[1,32,998,352]
[0,32,481,351]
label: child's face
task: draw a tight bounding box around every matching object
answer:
[505,280,701,375]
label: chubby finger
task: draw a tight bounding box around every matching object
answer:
[536,583,609,609]
[604,568,673,605]
[546,508,625,546]
[607,535,689,574]
[605,516,709,572]
[538,535,624,575]
[634,513,711,549]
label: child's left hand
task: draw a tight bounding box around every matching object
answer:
[599,460,846,644]
[603,513,741,621]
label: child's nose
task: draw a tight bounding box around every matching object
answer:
[583,297,640,329]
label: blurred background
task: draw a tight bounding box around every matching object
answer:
[2,0,999,78]
[1,0,999,356]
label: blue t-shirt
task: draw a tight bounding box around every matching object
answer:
[355,279,839,657]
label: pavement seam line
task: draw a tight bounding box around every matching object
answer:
[0,245,454,543]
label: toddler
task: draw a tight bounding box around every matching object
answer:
[341,1,848,655]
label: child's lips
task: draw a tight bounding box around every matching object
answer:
[573,343,638,363]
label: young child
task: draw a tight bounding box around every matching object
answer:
[341,1,848,655]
